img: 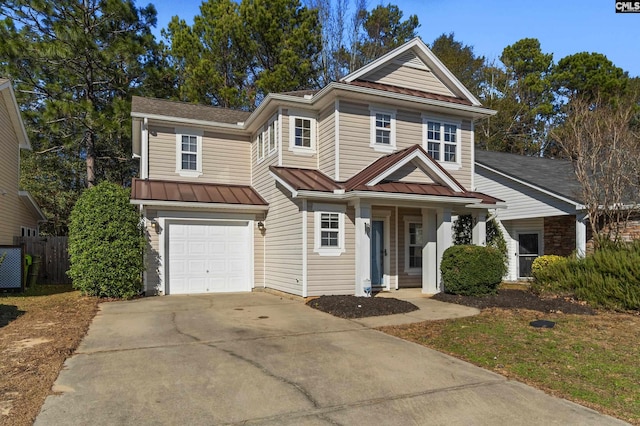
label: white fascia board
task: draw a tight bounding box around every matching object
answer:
[0,83,31,150]
[341,37,482,107]
[130,199,268,212]
[322,83,496,118]
[18,191,47,221]
[295,189,478,205]
[268,171,298,198]
[130,112,246,133]
[465,201,508,210]
[476,162,584,209]
[366,150,464,192]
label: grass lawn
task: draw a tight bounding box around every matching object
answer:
[0,285,98,426]
[380,307,640,425]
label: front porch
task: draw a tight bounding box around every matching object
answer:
[353,202,490,296]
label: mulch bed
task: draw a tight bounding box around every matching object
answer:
[432,289,596,315]
[308,289,596,319]
[307,295,419,318]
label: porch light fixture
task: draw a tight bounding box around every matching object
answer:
[149,219,161,234]
[257,221,266,232]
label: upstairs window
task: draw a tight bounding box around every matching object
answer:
[423,117,460,166]
[268,117,278,153]
[289,111,316,154]
[370,107,396,153]
[257,115,279,163]
[257,131,265,161]
[294,117,311,148]
[175,128,203,177]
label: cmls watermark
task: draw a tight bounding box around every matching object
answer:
[616,1,640,12]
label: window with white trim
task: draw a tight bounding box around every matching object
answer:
[314,204,346,256]
[267,116,278,153]
[423,117,460,165]
[257,131,265,161]
[370,108,396,152]
[175,129,203,177]
[257,115,279,163]
[289,111,316,154]
[404,216,423,273]
[21,226,37,237]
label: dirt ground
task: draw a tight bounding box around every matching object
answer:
[0,286,98,426]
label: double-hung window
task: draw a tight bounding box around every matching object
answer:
[257,115,279,163]
[289,111,316,154]
[423,117,460,166]
[175,128,203,177]
[314,204,346,256]
[404,217,423,273]
[268,116,278,153]
[370,107,396,152]
[257,131,265,161]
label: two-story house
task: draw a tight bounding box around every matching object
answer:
[130,38,502,297]
[0,78,46,245]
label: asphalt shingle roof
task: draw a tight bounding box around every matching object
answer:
[474,149,583,204]
[131,96,251,124]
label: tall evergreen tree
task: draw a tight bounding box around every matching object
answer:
[429,33,485,97]
[0,0,161,234]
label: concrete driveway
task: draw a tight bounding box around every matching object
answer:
[36,292,626,425]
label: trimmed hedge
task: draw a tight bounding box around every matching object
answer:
[531,242,640,310]
[441,245,507,296]
[68,182,145,298]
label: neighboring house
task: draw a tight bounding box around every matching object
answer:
[474,149,587,280]
[0,79,46,245]
[130,38,502,297]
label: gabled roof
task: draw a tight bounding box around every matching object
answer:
[475,149,583,205]
[131,96,251,125]
[131,178,268,210]
[341,37,482,107]
[0,79,30,150]
[345,145,464,192]
[270,146,502,206]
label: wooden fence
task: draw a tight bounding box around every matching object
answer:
[13,236,70,285]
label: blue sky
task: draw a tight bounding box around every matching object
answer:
[150,0,640,77]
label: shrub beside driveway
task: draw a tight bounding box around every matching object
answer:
[0,285,98,426]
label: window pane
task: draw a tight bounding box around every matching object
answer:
[295,118,311,147]
[427,142,440,160]
[409,246,423,268]
[182,153,197,170]
[269,121,276,151]
[427,121,440,140]
[376,113,391,129]
[376,129,390,144]
[182,135,197,153]
[444,144,456,162]
[320,213,340,247]
[444,124,456,143]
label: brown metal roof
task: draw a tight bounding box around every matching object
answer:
[348,80,475,106]
[269,164,501,205]
[131,178,267,206]
[131,96,252,124]
[270,166,341,192]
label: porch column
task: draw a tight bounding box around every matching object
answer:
[355,201,371,296]
[576,213,587,258]
[421,208,437,294]
[436,208,452,293]
[472,211,487,246]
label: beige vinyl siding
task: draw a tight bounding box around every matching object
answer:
[387,162,435,184]
[251,127,303,295]
[307,204,356,296]
[143,209,161,294]
[397,208,422,288]
[363,61,455,97]
[317,106,335,178]
[0,100,37,244]
[396,109,422,145]
[338,101,379,178]
[148,125,251,184]
[475,168,576,221]
[281,109,317,169]
[446,119,473,189]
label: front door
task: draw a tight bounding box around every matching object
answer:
[518,233,540,278]
[371,220,385,287]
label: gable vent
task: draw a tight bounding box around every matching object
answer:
[394,51,429,71]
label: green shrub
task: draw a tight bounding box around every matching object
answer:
[531,255,567,279]
[531,242,640,310]
[441,245,507,296]
[68,182,145,298]
[452,215,507,268]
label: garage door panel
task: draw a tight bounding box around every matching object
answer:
[168,222,251,294]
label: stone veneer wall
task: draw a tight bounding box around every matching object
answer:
[586,214,640,252]
[544,215,576,256]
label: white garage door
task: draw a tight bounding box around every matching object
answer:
[168,221,251,294]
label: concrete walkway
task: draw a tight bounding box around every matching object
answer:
[35,292,627,425]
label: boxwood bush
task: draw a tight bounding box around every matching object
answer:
[532,242,640,310]
[441,245,507,296]
[68,182,145,298]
